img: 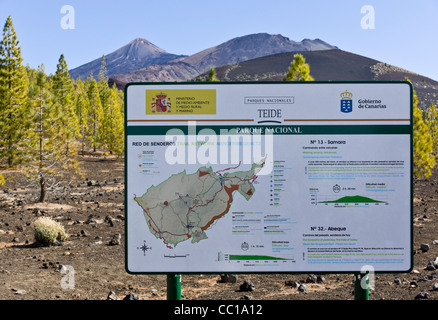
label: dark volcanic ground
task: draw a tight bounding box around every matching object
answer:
[1,154,438,302]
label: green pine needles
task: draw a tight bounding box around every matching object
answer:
[283,54,314,81]
[0,16,29,168]
[407,77,437,179]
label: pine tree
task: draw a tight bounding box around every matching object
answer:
[0,16,29,167]
[410,79,435,178]
[98,55,111,107]
[86,79,103,152]
[52,54,79,156]
[101,84,124,156]
[113,81,125,114]
[112,83,125,117]
[25,65,79,202]
[97,55,111,151]
[206,67,219,82]
[283,54,314,81]
[98,55,108,81]
[74,77,89,156]
[425,102,438,159]
[93,57,125,156]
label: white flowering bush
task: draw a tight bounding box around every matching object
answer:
[32,216,68,245]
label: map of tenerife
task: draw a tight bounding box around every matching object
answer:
[134,158,266,248]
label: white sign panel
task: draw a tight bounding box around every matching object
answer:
[125,82,413,274]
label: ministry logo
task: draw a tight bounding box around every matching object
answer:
[340,90,353,113]
[152,92,171,113]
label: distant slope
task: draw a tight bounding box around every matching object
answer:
[212,49,378,81]
[69,38,185,80]
[207,49,438,109]
[110,61,200,83]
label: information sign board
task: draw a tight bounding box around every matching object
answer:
[125,81,413,274]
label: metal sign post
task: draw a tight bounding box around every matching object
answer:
[354,273,369,300]
[167,274,181,300]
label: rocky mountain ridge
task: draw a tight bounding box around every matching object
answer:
[70,33,336,82]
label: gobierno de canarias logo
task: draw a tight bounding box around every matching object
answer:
[340,90,353,113]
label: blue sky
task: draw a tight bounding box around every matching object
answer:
[0,0,437,80]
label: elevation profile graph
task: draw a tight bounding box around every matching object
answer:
[311,194,389,207]
[218,252,295,265]
[318,195,387,204]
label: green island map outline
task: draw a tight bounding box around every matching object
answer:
[134,158,266,248]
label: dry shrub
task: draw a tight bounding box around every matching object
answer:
[32,216,68,246]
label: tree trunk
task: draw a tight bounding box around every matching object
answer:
[39,176,46,203]
[38,91,45,203]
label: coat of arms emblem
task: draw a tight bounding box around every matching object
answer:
[152,93,171,113]
[340,90,353,113]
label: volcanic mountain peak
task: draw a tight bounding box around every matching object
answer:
[178,33,337,71]
[116,37,167,59]
[69,37,184,80]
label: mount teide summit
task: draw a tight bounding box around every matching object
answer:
[69,38,185,80]
[173,33,336,71]
[69,33,336,82]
